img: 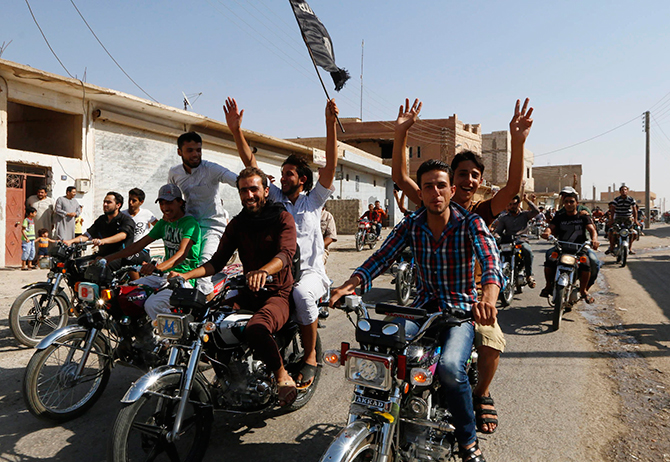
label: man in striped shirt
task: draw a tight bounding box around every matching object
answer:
[330,160,503,462]
[608,185,639,254]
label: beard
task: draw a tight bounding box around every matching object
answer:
[281,182,301,197]
[184,157,202,169]
[242,195,266,215]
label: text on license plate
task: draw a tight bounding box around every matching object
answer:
[353,395,388,410]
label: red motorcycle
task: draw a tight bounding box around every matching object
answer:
[355,217,378,251]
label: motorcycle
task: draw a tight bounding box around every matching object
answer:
[108,274,322,462]
[610,222,636,267]
[546,237,591,331]
[320,296,477,462]
[356,217,379,252]
[497,235,528,307]
[21,261,169,422]
[390,249,416,306]
[10,241,96,347]
[527,217,545,239]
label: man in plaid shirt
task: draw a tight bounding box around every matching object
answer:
[330,160,503,462]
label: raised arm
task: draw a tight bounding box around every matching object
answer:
[490,98,534,216]
[392,99,422,206]
[224,97,257,168]
[318,99,339,189]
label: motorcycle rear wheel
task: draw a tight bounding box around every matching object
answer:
[284,333,323,411]
[552,286,566,331]
[109,373,212,462]
[10,288,70,347]
[23,330,110,421]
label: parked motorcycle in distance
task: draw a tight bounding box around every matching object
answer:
[108,274,322,462]
[355,217,378,252]
[610,222,636,267]
[320,296,477,462]
[497,235,529,307]
[10,241,96,347]
[546,237,591,331]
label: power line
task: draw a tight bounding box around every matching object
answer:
[24,0,75,79]
[534,114,642,158]
[69,0,158,102]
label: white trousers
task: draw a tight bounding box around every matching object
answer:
[292,271,328,325]
[197,227,223,295]
[132,274,192,320]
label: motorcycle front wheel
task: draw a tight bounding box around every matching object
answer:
[355,232,364,252]
[552,286,566,331]
[10,288,70,347]
[109,373,212,462]
[499,262,514,307]
[620,245,628,267]
[23,329,111,421]
[395,267,412,306]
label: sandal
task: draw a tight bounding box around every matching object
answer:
[526,276,536,289]
[473,394,498,434]
[581,294,595,304]
[460,440,486,462]
[296,363,318,389]
[539,287,552,298]
[629,250,636,255]
[277,380,297,407]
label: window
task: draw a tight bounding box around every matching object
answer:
[373,179,377,187]
[527,168,531,178]
[380,142,393,159]
[355,175,360,192]
[417,146,421,158]
[346,174,350,181]
[409,146,413,158]
[7,101,82,158]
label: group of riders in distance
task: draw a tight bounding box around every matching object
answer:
[13,95,643,462]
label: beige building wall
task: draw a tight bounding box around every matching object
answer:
[533,164,582,197]
[481,130,535,191]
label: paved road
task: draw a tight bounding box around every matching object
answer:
[1,230,669,461]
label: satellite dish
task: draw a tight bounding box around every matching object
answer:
[182,91,203,111]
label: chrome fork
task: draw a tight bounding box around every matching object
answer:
[167,339,203,442]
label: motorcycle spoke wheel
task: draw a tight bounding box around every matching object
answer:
[552,286,566,331]
[23,330,110,421]
[396,268,412,306]
[109,375,211,462]
[10,288,69,347]
[283,333,322,411]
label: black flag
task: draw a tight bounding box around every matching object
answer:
[289,0,350,91]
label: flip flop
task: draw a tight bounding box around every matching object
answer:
[277,380,297,407]
[296,363,318,389]
[581,294,595,304]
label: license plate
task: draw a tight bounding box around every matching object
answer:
[353,394,388,411]
[156,314,184,339]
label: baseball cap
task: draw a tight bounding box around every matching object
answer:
[155,184,183,202]
[559,186,577,195]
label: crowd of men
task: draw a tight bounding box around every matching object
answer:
[18,95,644,462]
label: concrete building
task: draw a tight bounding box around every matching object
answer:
[481,130,535,191]
[0,58,394,266]
[337,115,482,178]
[600,188,656,208]
[533,164,583,197]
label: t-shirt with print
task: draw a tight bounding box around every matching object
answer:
[122,208,157,242]
[148,215,202,274]
[550,213,593,244]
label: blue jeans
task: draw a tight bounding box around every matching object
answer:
[394,317,476,446]
[374,222,382,237]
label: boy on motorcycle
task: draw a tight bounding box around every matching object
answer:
[175,167,299,407]
[331,160,503,462]
[493,194,540,288]
[102,184,202,320]
[540,192,600,303]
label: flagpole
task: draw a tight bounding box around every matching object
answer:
[289,3,345,133]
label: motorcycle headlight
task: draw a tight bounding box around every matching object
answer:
[559,254,577,266]
[500,243,514,252]
[619,229,629,237]
[155,313,192,340]
[344,350,393,391]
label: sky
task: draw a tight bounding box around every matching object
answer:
[3,0,670,209]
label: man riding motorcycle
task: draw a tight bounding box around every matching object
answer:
[493,194,540,288]
[331,160,503,462]
[540,192,600,304]
[608,185,639,255]
[175,166,299,407]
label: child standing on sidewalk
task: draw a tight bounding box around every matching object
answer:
[35,228,56,260]
[21,207,37,270]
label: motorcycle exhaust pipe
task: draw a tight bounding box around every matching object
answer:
[398,417,455,433]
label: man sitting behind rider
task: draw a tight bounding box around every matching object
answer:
[103,184,201,320]
[330,159,503,462]
[175,167,299,407]
[493,194,539,288]
[540,192,599,303]
[64,192,137,272]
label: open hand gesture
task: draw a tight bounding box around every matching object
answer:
[509,98,533,143]
[223,97,244,132]
[395,98,422,133]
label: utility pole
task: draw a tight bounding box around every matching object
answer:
[645,111,651,229]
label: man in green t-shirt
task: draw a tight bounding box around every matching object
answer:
[104,184,201,319]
